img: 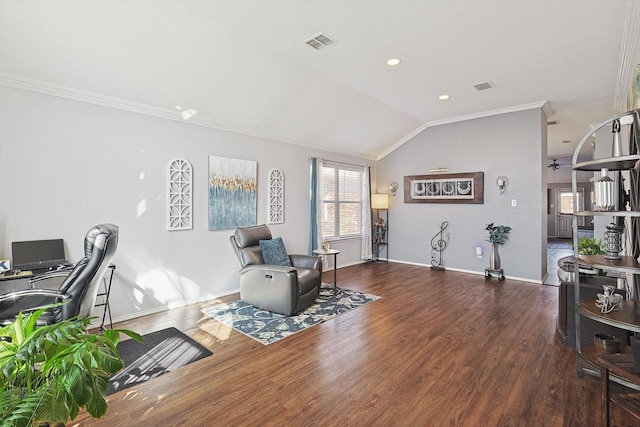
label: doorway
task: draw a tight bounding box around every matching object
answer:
[555,188,584,239]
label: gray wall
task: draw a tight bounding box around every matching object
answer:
[0,86,372,321]
[376,109,547,282]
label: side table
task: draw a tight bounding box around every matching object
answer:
[312,249,340,297]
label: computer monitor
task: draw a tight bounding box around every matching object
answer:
[11,239,66,270]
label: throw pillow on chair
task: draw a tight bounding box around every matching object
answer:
[259,237,292,266]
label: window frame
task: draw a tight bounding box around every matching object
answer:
[320,162,364,240]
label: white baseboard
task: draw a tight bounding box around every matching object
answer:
[387,258,543,285]
[334,259,368,270]
[91,287,240,328]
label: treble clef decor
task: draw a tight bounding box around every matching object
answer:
[430,221,449,271]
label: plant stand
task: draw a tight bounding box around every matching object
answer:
[485,242,505,280]
[484,267,505,281]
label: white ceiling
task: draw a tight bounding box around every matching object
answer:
[1,0,639,161]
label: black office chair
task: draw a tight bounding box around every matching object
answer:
[0,224,119,326]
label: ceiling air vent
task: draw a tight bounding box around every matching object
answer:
[473,81,495,91]
[304,33,335,50]
[548,120,559,126]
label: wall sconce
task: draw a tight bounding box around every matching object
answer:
[496,176,509,194]
[389,181,398,196]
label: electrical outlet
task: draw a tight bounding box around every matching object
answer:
[511,199,517,207]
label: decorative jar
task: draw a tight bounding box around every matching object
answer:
[604,223,623,260]
[594,168,615,211]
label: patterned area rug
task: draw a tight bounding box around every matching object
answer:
[203,287,381,345]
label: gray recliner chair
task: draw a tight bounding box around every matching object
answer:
[230,225,322,316]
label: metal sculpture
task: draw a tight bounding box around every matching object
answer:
[430,221,449,271]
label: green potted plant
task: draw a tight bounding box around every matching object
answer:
[573,236,607,276]
[576,237,606,255]
[485,223,512,270]
[0,307,141,427]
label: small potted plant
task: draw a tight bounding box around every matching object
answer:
[576,237,606,255]
[573,236,607,275]
[0,307,141,426]
[485,223,512,270]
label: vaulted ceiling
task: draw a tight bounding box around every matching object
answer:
[1,0,639,161]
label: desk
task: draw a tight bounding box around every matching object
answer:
[313,249,340,297]
[0,270,34,281]
[0,268,66,293]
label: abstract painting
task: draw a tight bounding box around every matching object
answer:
[208,156,257,230]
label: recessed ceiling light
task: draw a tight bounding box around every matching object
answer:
[438,94,450,100]
[387,58,401,66]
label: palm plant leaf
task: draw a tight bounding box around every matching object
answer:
[31,383,72,426]
[0,307,140,425]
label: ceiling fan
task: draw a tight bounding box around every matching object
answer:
[548,159,569,171]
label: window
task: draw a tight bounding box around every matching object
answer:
[320,162,363,239]
[559,190,584,214]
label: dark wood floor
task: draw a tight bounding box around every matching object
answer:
[73,262,611,426]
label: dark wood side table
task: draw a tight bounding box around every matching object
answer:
[598,353,640,427]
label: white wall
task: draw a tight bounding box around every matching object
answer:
[0,86,373,321]
[376,109,547,282]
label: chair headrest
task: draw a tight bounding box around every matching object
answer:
[84,224,119,257]
[233,225,272,249]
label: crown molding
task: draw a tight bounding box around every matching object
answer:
[376,100,550,161]
[0,73,376,161]
[0,73,552,163]
[613,0,640,112]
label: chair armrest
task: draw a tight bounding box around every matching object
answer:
[290,254,322,272]
[0,288,70,303]
[27,270,71,288]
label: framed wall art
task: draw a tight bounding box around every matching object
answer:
[404,172,484,204]
[208,156,257,230]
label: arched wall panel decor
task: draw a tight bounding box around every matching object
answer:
[167,158,193,230]
[268,168,284,224]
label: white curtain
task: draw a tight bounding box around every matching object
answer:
[361,166,373,260]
